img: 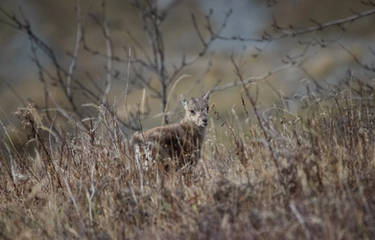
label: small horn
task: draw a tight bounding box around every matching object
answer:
[203,90,211,100]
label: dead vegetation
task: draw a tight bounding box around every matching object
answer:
[1,1,375,239]
[0,80,375,239]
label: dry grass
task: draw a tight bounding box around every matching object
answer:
[1,83,375,240]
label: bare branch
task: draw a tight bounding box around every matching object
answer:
[290,201,312,240]
[339,42,375,72]
[217,8,375,42]
[191,13,207,48]
[231,54,284,190]
[67,0,83,97]
[29,40,51,121]
[124,29,153,65]
[212,42,314,93]
[64,177,86,236]
[212,62,294,93]
[101,0,113,105]
[3,80,27,107]
[0,8,19,29]
[132,69,162,97]
[190,9,232,62]
[0,7,84,121]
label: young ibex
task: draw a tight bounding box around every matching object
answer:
[130,92,210,171]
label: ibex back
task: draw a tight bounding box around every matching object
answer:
[130,92,210,171]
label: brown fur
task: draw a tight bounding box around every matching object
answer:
[130,93,210,170]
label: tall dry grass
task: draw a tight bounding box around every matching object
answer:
[1,80,375,239]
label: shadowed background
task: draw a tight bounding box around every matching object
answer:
[1,0,374,130]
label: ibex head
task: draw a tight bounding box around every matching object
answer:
[181,92,210,127]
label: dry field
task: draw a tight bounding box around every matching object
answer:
[1,81,375,240]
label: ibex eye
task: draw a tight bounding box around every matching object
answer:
[190,110,195,115]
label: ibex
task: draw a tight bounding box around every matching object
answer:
[130,92,210,171]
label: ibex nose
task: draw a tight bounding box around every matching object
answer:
[202,119,208,125]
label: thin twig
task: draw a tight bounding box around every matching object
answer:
[339,42,375,72]
[67,0,83,97]
[230,54,284,191]
[0,7,83,121]
[101,0,113,104]
[217,8,375,42]
[64,177,86,235]
[86,164,95,225]
[212,62,294,93]
[290,201,312,240]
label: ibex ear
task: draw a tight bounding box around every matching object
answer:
[180,95,188,108]
[203,91,210,101]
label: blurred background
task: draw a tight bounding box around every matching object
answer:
[0,0,375,136]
